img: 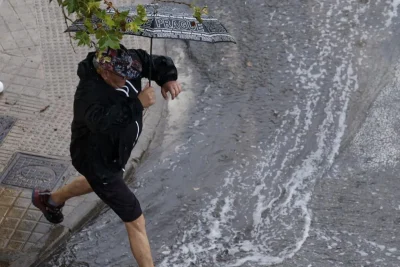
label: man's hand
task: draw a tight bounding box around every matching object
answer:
[161,81,182,100]
[138,83,155,108]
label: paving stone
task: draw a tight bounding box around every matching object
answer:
[21,87,41,97]
[17,219,36,232]
[0,54,11,64]
[23,210,41,221]
[0,36,18,51]
[13,198,30,209]
[24,58,42,69]
[1,64,20,75]
[8,0,26,7]
[10,29,28,40]
[0,25,9,35]
[28,201,39,210]
[28,78,45,89]
[7,207,25,219]
[27,232,43,243]
[27,29,41,46]
[10,230,30,242]
[0,5,16,18]
[13,6,33,15]
[0,228,15,239]
[10,76,30,86]
[0,73,15,84]
[6,21,25,32]
[8,56,26,67]
[1,188,20,197]
[22,242,37,253]
[19,190,32,199]
[0,196,15,206]
[0,206,9,217]
[0,63,6,72]
[18,67,38,79]
[33,222,52,234]
[38,90,48,99]
[2,49,21,57]
[20,46,40,57]
[35,69,45,80]
[4,84,24,95]
[0,239,8,249]
[17,38,35,49]
[6,240,23,251]
[20,18,37,30]
[1,217,19,229]
[39,215,48,223]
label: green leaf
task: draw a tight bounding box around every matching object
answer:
[119,10,130,20]
[98,31,120,50]
[95,9,107,20]
[95,28,106,39]
[193,7,203,23]
[75,31,91,46]
[64,0,79,14]
[86,0,100,14]
[104,15,116,28]
[84,18,94,33]
[126,21,140,32]
[137,5,146,18]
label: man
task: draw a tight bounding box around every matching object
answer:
[31,44,181,267]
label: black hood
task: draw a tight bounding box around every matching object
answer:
[77,52,97,81]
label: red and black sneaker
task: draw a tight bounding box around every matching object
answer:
[31,189,64,224]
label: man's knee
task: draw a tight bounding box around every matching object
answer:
[125,214,146,232]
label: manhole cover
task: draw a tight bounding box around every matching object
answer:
[0,116,16,144]
[0,153,70,190]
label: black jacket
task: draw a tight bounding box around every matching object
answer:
[70,49,177,179]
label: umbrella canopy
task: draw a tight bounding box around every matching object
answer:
[66,3,236,44]
[66,3,235,85]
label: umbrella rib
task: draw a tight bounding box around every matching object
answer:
[151,14,219,21]
[142,29,234,37]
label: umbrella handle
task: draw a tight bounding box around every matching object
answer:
[148,37,153,86]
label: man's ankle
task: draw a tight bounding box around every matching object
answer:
[48,194,63,207]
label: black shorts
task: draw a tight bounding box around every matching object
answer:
[84,170,142,222]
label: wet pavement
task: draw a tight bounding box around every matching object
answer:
[39,0,400,266]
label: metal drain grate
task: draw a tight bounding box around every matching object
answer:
[0,153,70,190]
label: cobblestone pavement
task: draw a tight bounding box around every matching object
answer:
[0,0,157,264]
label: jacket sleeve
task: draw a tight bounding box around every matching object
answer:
[131,49,178,87]
[84,91,143,134]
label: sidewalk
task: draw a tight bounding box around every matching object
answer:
[0,0,163,265]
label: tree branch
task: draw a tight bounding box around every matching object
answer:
[61,6,77,53]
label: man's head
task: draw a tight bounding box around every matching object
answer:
[93,44,142,88]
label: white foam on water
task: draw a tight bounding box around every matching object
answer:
[159,1,390,265]
[357,250,369,257]
[385,0,400,27]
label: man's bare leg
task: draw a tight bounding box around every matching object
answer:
[50,176,93,205]
[125,214,154,267]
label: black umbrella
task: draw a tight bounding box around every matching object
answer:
[66,3,236,85]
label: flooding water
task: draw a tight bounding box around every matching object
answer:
[40,0,400,266]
